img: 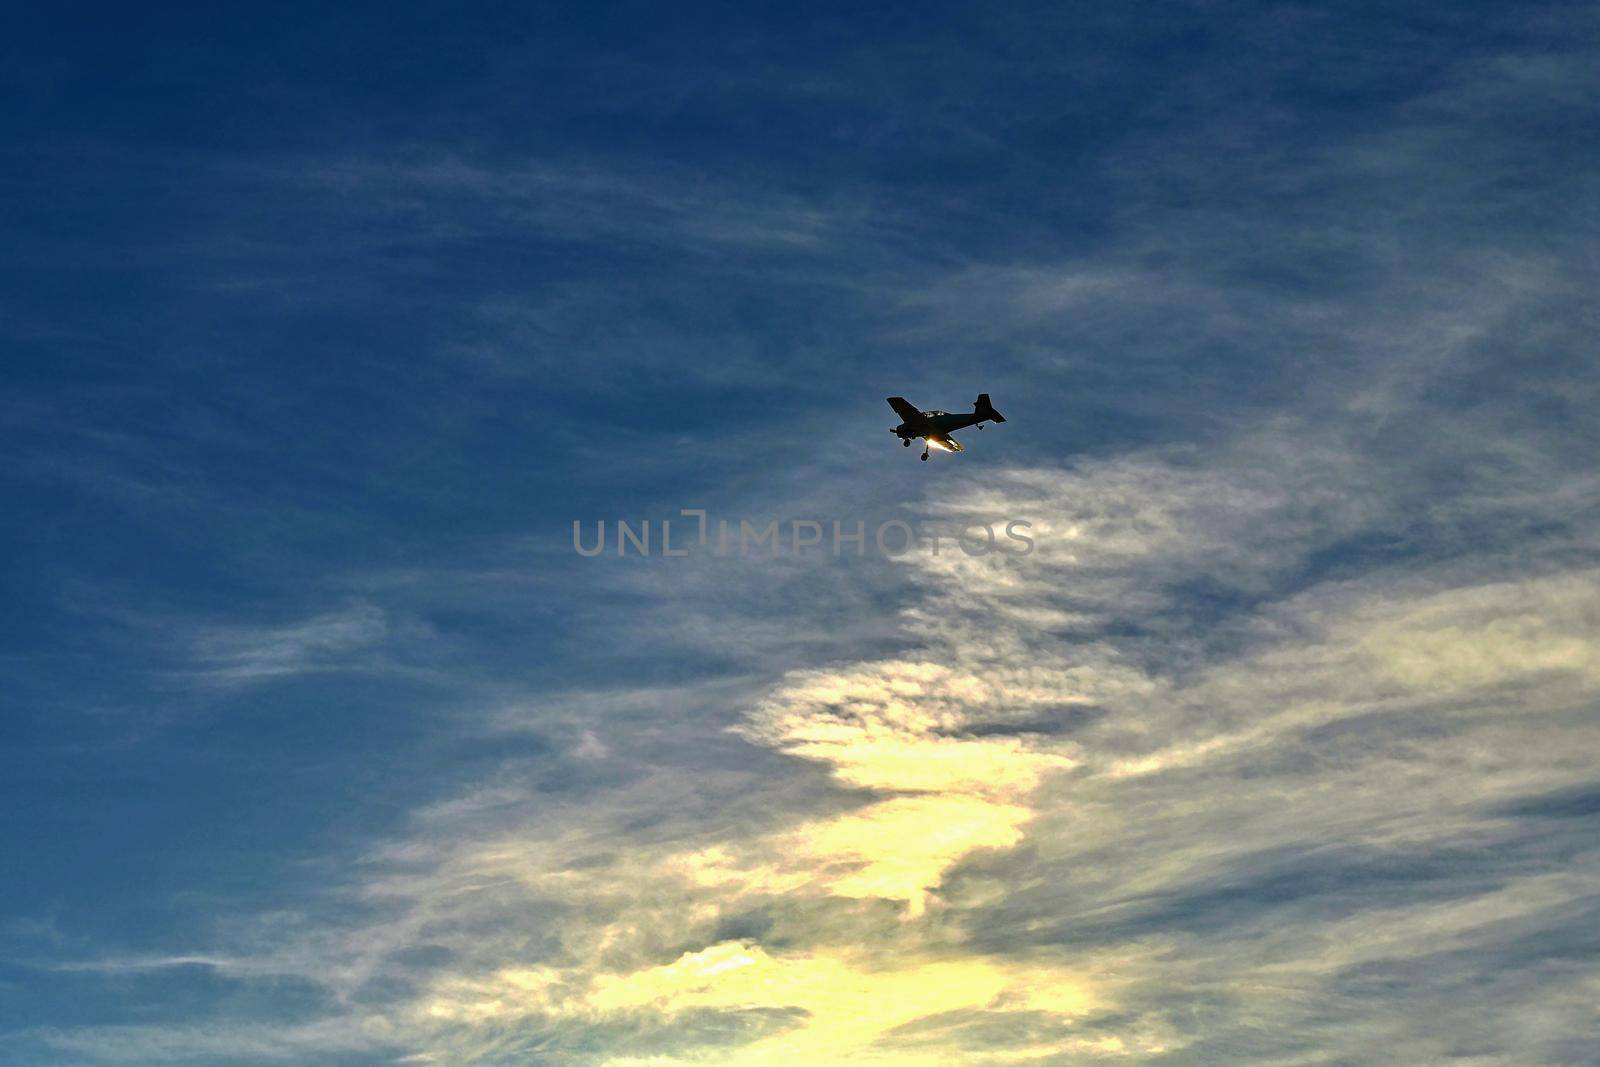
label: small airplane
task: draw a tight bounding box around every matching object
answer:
[887,393,1007,461]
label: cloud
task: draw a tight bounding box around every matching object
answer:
[38,399,1592,1065]
[182,603,391,685]
[11,7,1599,1065]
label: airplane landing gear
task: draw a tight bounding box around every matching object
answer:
[902,437,910,447]
[920,452,929,461]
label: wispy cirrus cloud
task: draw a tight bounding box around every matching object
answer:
[27,400,1596,1063]
[6,5,1599,1065]
[183,603,392,686]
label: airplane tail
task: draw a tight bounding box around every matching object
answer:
[975,393,1006,423]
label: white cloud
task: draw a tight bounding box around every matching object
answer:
[185,603,391,685]
[21,15,1600,1065]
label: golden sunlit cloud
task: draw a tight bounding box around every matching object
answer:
[424,939,1111,1066]
[410,653,1108,1062]
[326,466,1600,1067]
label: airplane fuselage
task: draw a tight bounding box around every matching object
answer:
[894,410,985,439]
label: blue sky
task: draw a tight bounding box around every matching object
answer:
[3,3,1598,1064]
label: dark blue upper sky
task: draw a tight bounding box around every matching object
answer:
[3,4,1598,1064]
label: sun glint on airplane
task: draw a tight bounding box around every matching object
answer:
[887,393,1007,461]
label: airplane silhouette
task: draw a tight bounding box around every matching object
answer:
[887,394,1007,461]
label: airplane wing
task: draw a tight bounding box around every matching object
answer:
[927,433,964,453]
[886,396,923,423]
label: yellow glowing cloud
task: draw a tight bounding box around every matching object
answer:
[427,940,1105,1067]
[783,733,1075,797]
[794,794,1033,914]
[729,663,1079,912]
[419,655,1103,1060]
[662,793,1037,915]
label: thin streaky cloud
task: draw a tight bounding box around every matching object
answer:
[3,4,1597,1065]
